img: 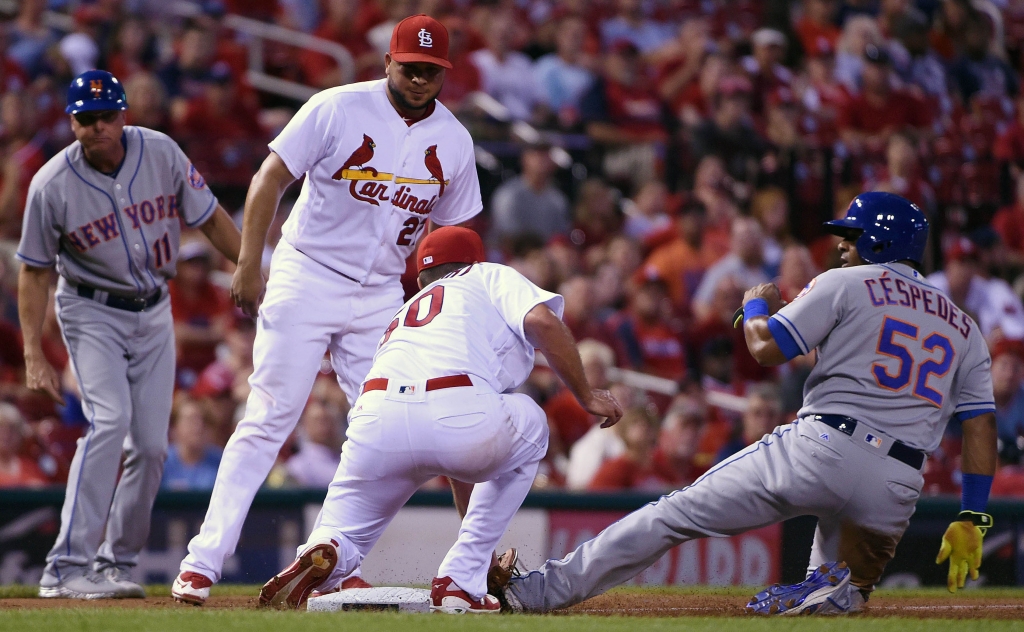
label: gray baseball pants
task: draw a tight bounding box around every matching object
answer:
[508,418,924,612]
[42,286,175,583]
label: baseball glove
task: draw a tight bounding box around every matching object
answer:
[935,511,992,593]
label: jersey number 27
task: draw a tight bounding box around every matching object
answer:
[872,315,954,407]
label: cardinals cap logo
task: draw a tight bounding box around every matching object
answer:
[418,28,433,47]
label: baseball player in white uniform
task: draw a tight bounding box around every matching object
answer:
[257,227,623,612]
[18,70,241,599]
[173,15,484,604]
[496,193,997,614]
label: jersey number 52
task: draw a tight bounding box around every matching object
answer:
[872,316,954,407]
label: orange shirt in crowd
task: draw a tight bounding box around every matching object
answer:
[588,448,689,491]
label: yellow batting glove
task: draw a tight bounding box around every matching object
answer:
[935,513,990,593]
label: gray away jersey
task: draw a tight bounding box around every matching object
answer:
[771,263,994,453]
[17,126,218,295]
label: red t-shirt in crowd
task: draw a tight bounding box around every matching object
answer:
[0,456,48,488]
[793,18,841,57]
[837,89,933,134]
[588,448,688,491]
[168,279,232,374]
[544,388,593,451]
[993,204,1024,255]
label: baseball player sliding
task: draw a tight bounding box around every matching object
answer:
[496,192,996,614]
[258,227,623,612]
[173,15,484,604]
[18,70,241,599]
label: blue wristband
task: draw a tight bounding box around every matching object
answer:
[961,473,993,513]
[744,298,770,319]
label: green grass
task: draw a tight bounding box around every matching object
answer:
[0,611,1021,632]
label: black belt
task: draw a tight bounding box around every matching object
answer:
[77,284,162,312]
[811,414,926,470]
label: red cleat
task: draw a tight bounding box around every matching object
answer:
[429,576,500,614]
[259,541,339,609]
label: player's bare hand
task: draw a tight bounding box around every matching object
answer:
[743,283,785,314]
[25,353,64,405]
[231,264,266,319]
[583,389,624,428]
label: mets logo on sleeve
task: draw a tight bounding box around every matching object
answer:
[187,163,207,189]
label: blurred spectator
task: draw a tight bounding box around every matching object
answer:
[641,203,710,310]
[571,178,622,248]
[834,15,882,94]
[929,237,1024,342]
[777,244,820,302]
[169,241,233,389]
[867,132,936,214]
[623,181,671,242]
[607,277,685,381]
[0,403,48,488]
[301,0,385,87]
[545,339,615,459]
[949,13,1018,103]
[588,406,672,490]
[436,17,481,113]
[106,17,158,82]
[285,400,344,487]
[471,12,540,122]
[124,72,169,133]
[715,383,784,462]
[991,340,1024,464]
[5,0,54,79]
[751,186,792,276]
[161,395,223,491]
[889,11,952,114]
[158,23,219,101]
[691,217,770,322]
[653,394,711,485]
[690,155,741,257]
[794,0,841,58]
[599,0,675,54]
[670,53,728,129]
[581,41,667,192]
[877,0,917,38]
[691,75,768,186]
[837,44,933,156]
[192,315,257,446]
[559,276,612,344]
[565,387,635,490]
[172,61,265,189]
[741,28,793,117]
[489,143,570,247]
[992,173,1024,267]
[534,17,595,130]
[651,18,712,120]
[0,90,46,239]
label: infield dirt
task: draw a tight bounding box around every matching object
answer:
[2,591,1022,619]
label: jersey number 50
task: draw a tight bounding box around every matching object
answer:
[379,286,444,347]
[872,315,954,407]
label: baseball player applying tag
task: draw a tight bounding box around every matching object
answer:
[257,227,623,612]
[173,15,485,604]
[495,192,996,614]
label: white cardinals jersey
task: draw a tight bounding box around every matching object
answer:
[269,79,482,286]
[368,262,564,393]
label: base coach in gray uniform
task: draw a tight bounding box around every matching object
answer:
[17,70,241,599]
[498,192,997,615]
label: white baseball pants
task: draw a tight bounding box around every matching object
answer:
[180,240,404,582]
[304,381,548,600]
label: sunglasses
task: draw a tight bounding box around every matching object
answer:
[73,110,121,127]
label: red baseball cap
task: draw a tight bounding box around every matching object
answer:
[417,226,485,273]
[390,14,452,69]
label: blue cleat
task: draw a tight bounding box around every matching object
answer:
[746,561,852,615]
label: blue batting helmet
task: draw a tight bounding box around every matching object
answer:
[65,70,128,114]
[824,191,929,265]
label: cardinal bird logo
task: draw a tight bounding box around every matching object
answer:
[333,134,377,179]
[333,134,381,205]
[424,145,445,198]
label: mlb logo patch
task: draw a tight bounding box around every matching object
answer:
[399,385,416,394]
[422,255,433,265]
[864,433,883,449]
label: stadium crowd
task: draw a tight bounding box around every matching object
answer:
[1,0,1024,498]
